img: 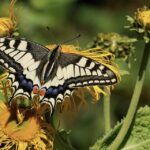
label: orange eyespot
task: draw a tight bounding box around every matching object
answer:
[39,88,46,97]
[32,86,39,94]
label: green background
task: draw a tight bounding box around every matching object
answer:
[0,0,150,149]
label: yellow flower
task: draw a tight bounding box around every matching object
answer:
[0,18,14,37]
[0,0,17,37]
[0,74,55,150]
[136,7,150,30]
[0,100,55,150]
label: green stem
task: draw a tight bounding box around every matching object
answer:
[109,42,150,150]
[104,87,111,133]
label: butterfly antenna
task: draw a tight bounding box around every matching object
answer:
[61,34,81,45]
[46,26,61,44]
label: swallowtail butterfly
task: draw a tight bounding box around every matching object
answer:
[0,37,117,115]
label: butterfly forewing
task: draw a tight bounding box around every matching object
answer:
[0,37,49,100]
[0,37,49,81]
[44,52,117,89]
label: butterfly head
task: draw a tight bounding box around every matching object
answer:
[47,45,61,59]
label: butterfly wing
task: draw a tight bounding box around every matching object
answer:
[0,37,49,70]
[41,46,117,113]
[59,53,117,86]
[0,37,49,100]
[0,37,118,116]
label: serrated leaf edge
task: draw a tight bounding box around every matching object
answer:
[122,139,150,150]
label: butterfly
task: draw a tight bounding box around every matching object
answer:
[0,37,117,115]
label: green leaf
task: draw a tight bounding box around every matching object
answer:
[122,106,150,150]
[54,130,76,150]
[90,106,150,150]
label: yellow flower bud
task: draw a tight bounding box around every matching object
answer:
[136,8,150,30]
[0,0,17,37]
[127,6,150,43]
[0,17,15,37]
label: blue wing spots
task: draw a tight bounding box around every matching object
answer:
[45,86,64,98]
[17,72,25,81]
[20,79,27,86]
[27,81,33,91]
[18,74,24,81]
[45,88,58,96]
[46,88,53,95]
[15,73,33,92]
[58,86,64,92]
[52,89,58,95]
[20,79,33,91]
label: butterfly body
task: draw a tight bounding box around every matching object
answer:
[0,37,117,115]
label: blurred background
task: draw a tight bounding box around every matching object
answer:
[0,0,150,149]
